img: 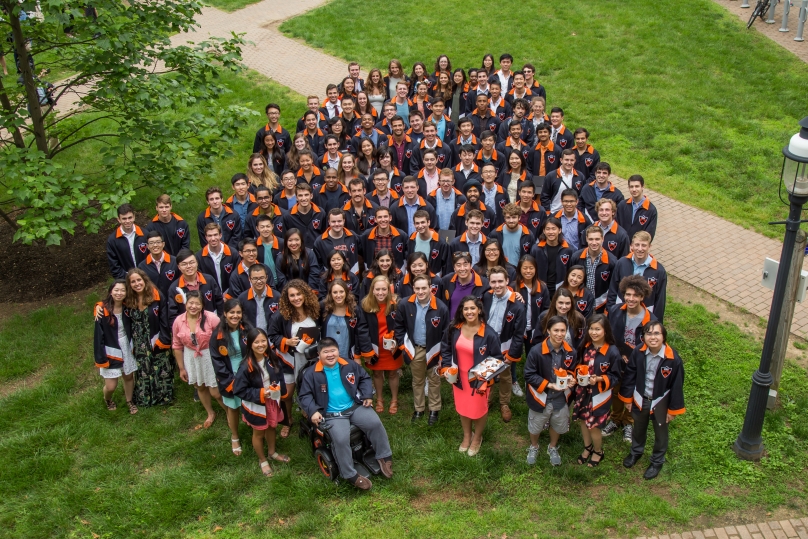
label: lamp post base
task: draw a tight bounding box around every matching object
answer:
[732,438,764,461]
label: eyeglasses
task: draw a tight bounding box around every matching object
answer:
[250,276,267,282]
[256,196,271,201]
[147,241,164,247]
[241,249,258,254]
[178,261,196,268]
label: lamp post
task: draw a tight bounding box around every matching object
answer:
[733,116,808,461]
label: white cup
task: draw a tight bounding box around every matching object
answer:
[383,338,396,351]
[556,375,569,390]
[577,374,591,387]
[444,366,458,384]
[267,385,281,401]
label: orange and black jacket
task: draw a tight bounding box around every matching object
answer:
[445,231,490,275]
[359,225,408,270]
[233,352,290,428]
[489,97,512,124]
[519,201,548,239]
[449,136,481,166]
[342,198,379,235]
[488,223,534,264]
[253,123,291,154]
[553,208,592,245]
[427,187,467,221]
[540,168,585,210]
[146,213,190,256]
[528,239,574,292]
[298,357,374,418]
[274,248,321,292]
[313,228,360,275]
[426,113,456,142]
[379,134,418,175]
[238,286,281,330]
[281,201,327,247]
[357,303,402,363]
[210,321,250,399]
[319,303,373,361]
[368,187,401,208]
[514,278,551,344]
[167,272,223,327]
[304,128,326,157]
[406,229,447,276]
[524,338,577,412]
[481,289,527,362]
[267,311,318,375]
[440,322,504,392]
[138,252,179,299]
[441,270,490,305]
[195,244,240,297]
[294,166,324,193]
[107,225,147,279]
[382,74,410,100]
[497,118,535,147]
[196,205,242,249]
[553,125,575,151]
[593,220,630,260]
[573,145,603,183]
[571,247,616,311]
[410,138,454,173]
[358,268,402,300]
[575,342,623,417]
[448,202,496,237]
[616,196,658,241]
[394,294,450,366]
[607,253,667,322]
[469,108,501,139]
[606,303,656,360]
[568,286,596,320]
[619,343,685,418]
[313,183,350,213]
[93,304,131,370]
[473,148,507,178]
[495,162,534,195]
[390,196,438,234]
[398,271,443,299]
[579,179,624,218]
[245,204,285,240]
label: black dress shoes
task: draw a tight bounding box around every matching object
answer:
[623,453,641,468]
[411,411,424,422]
[428,411,439,425]
[644,463,663,480]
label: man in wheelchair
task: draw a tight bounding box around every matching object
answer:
[298,338,394,490]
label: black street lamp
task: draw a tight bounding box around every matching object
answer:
[734,116,808,461]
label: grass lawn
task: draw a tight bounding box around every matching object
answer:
[280,0,808,240]
[204,0,260,13]
[1,298,807,538]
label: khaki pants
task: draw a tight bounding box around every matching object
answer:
[487,371,513,407]
[411,346,442,412]
[610,383,634,426]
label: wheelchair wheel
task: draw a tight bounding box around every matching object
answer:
[314,448,337,480]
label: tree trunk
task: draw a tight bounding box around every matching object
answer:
[6,2,49,154]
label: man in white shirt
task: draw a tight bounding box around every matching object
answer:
[491,53,514,93]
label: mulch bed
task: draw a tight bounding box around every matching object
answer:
[0,213,149,303]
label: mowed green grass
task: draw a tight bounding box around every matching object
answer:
[1,300,807,539]
[204,0,260,13]
[280,0,808,239]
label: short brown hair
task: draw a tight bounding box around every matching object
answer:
[632,231,652,244]
[619,275,651,299]
[466,209,484,222]
[595,198,617,213]
[502,203,521,218]
[585,225,603,239]
[204,223,222,235]
[156,194,171,205]
[205,187,222,201]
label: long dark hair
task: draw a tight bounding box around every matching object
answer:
[216,298,251,353]
[561,265,586,293]
[539,216,563,243]
[480,53,495,76]
[280,228,310,280]
[102,279,127,325]
[321,249,348,282]
[245,327,280,371]
[583,313,616,349]
[365,248,398,283]
[450,294,485,327]
[474,238,508,275]
[516,254,538,289]
[259,130,285,165]
[185,290,209,332]
[356,138,377,176]
[543,288,584,337]
[405,251,430,278]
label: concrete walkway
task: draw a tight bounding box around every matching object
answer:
[166,0,808,338]
[638,516,808,539]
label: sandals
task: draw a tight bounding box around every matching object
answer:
[375,399,385,413]
[105,399,117,411]
[577,444,594,465]
[127,401,139,415]
[269,452,290,463]
[259,461,273,477]
[280,425,290,438]
[388,400,398,414]
[588,449,604,468]
[231,438,242,456]
[203,413,216,429]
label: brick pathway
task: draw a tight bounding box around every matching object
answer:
[714,0,808,64]
[168,0,808,337]
[637,516,808,539]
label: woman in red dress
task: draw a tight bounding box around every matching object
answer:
[440,295,504,456]
[359,275,403,414]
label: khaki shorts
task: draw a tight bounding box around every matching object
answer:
[528,402,570,435]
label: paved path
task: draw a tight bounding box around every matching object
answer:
[167,0,808,337]
[715,0,808,64]
[637,516,808,539]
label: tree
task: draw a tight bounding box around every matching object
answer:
[0,0,257,245]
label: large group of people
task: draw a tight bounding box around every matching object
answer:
[95,53,683,489]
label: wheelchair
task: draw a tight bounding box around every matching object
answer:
[298,413,382,483]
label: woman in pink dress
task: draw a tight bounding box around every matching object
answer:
[440,295,504,456]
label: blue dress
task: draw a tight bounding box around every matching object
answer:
[222,330,243,410]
